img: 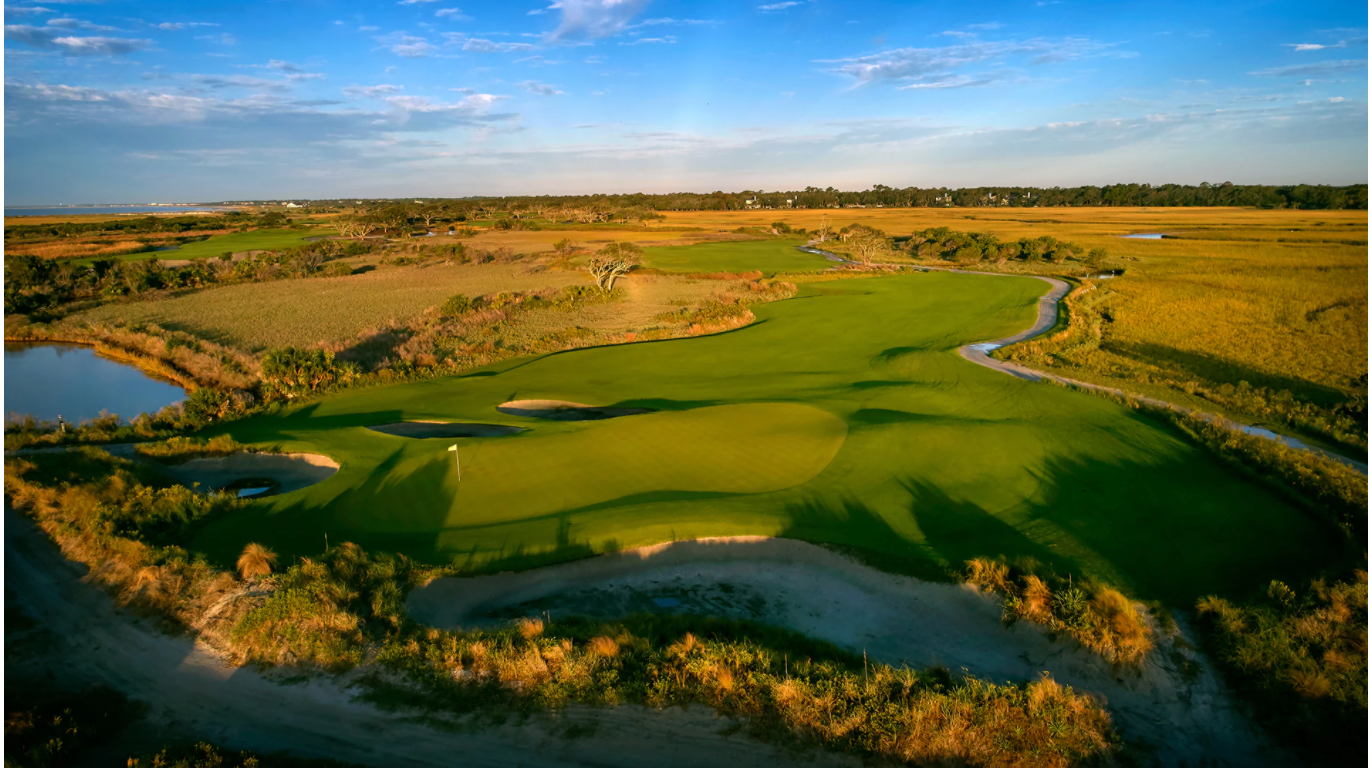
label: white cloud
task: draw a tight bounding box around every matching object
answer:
[821,38,1123,86]
[191,74,290,91]
[435,7,470,20]
[266,59,303,73]
[548,0,647,41]
[155,21,219,31]
[620,35,674,45]
[377,31,439,57]
[634,17,716,27]
[444,32,537,52]
[4,5,53,15]
[43,17,119,32]
[897,74,997,90]
[517,79,562,95]
[398,0,440,4]
[344,83,403,98]
[4,24,152,55]
[1249,59,1367,77]
[758,1,801,10]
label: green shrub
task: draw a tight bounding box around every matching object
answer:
[1196,572,1368,761]
[441,294,473,317]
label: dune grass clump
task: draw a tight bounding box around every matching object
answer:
[965,559,1154,665]
[373,614,1117,767]
[4,450,248,636]
[229,542,424,670]
[135,434,251,462]
[1195,572,1368,760]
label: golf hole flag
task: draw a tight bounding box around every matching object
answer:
[449,444,460,481]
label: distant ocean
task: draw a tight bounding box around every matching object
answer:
[5,205,226,217]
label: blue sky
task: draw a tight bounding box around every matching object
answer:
[3,0,1367,203]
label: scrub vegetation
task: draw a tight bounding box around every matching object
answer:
[5,448,1117,768]
[965,559,1154,666]
[1196,571,1367,764]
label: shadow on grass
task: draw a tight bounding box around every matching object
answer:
[1104,340,1350,407]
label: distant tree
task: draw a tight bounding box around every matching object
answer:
[850,235,889,267]
[237,542,277,580]
[418,205,444,228]
[335,217,373,240]
[586,242,642,291]
[815,215,832,242]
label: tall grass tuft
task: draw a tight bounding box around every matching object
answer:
[237,542,277,580]
[967,559,1154,665]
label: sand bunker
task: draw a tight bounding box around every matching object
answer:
[497,399,655,421]
[158,452,338,497]
[410,537,1271,765]
[367,421,524,438]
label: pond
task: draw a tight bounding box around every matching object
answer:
[4,343,186,424]
[1119,233,1166,239]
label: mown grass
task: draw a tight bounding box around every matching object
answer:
[661,209,1367,436]
[190,267,1346,608]
[5,451,1118,767]
[150,227,336,260]
[640,238,832,275]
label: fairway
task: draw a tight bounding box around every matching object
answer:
[641,239,832,275]
[164,227,335,260]
[193,269,1342,606]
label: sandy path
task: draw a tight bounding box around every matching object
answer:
[800,244,1367,474]
[410,536,1288,767]
[4,508,857,768]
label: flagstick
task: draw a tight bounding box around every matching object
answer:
[448,444,461,482]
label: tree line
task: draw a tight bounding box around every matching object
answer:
[3,238,368,316]
[304,182,1367,215]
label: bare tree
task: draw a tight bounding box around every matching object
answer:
[336,217,372,240]
[815,215,832,243]
[849,235,888,267]
[586,242,642,291]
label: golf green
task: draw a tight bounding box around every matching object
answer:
[641,239,832,275]
[197,270,1341,604]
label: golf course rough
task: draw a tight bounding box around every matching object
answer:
[196,266,1342,606]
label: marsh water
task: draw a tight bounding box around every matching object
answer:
[5,205,225,217]
[4,343,185,424]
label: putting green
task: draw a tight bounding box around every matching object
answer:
[641,239,831,275]
[197,268,1343,604]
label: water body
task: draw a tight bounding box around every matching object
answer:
[4,343,185,424]
[1119,233,1166,239]
[5,205,224,218]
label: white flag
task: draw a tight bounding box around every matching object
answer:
[448,444,460,481]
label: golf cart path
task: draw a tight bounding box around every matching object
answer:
[800,243,1368,474]
[4,508,856,768]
